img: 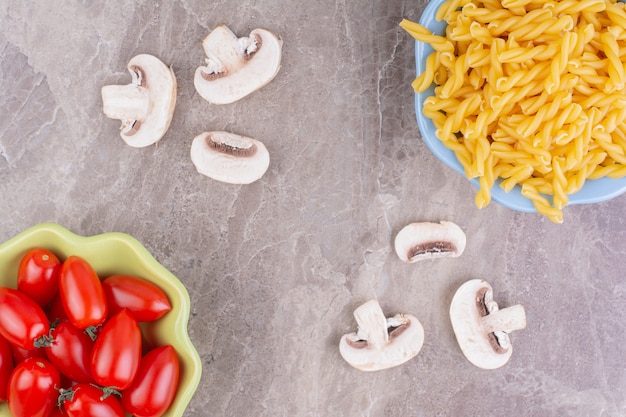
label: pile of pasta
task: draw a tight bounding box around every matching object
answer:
[401,0,626,223]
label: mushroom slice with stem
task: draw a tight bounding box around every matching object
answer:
[339,299,424,371]
[450,279,527,370]
[194,24,282,104]
[190,131,270,184]
[101,54,177,148]
[394,221,466,263]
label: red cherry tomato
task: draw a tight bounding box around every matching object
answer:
[10,343,47,364]
[60,383,125,417]
[47,294,69,323]
[7,357,60,417]
[17,248,61,307]
[59,256,107,331]
[0,334,14,402]
[90,309,142,390]
[102,274,172,322]
[121,345,180,417]
[48,406,67,417]
[0,287,50,349]
[44,320,93,383]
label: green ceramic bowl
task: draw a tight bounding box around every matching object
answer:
[0,222,201,417]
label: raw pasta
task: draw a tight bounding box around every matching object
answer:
[401,0,626,223]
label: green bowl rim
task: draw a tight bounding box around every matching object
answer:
[0,222,202,416]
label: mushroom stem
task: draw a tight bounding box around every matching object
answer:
[480,304,526,334]
[102,84,150,121]
[353,299,389,350]
[202,27,245,71]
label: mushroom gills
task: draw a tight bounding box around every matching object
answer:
[450,279,527,369]
[208,135,257,157]
[101,54,177,148]
[409,240,457,258]
[194,24,283,104]
[190,131,270,185]
[339,299,424,372]
[394,221,466,263]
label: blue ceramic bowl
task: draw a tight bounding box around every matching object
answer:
[414,0,626,212]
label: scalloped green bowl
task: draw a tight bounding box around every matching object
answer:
[0,222,201,417]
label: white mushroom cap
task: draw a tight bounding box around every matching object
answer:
[194,25,282,104]
[339,299,424,371]
[101,54,177,147]
[394,221,466,263]
[190,131,270,184]
[450,279,527,370]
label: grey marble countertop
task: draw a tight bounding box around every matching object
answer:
[1,1,625,416]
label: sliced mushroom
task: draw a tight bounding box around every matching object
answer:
[190,131,270,184]
[339,299,424,371]
[394,221,466,263]
[194,24,282,104]
[450,279,527,370]
[101,54,177,148]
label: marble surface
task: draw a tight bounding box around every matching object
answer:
[1,1,626,416]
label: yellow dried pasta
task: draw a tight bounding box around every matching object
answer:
[400,0,626,223]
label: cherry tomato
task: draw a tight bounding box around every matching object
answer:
[44,320,93,383]
[48,406,67,417]
[60,383,125,417]
[17,248,61,307]
[59,256,107,331]
[0,287,50,349]
[7,357,60,417]
[102,274,172,322]
[90,309,142,390]
[0,334,14,402]
[11,343,47,364]
[121,345,180,417]
[47,294,69,323]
